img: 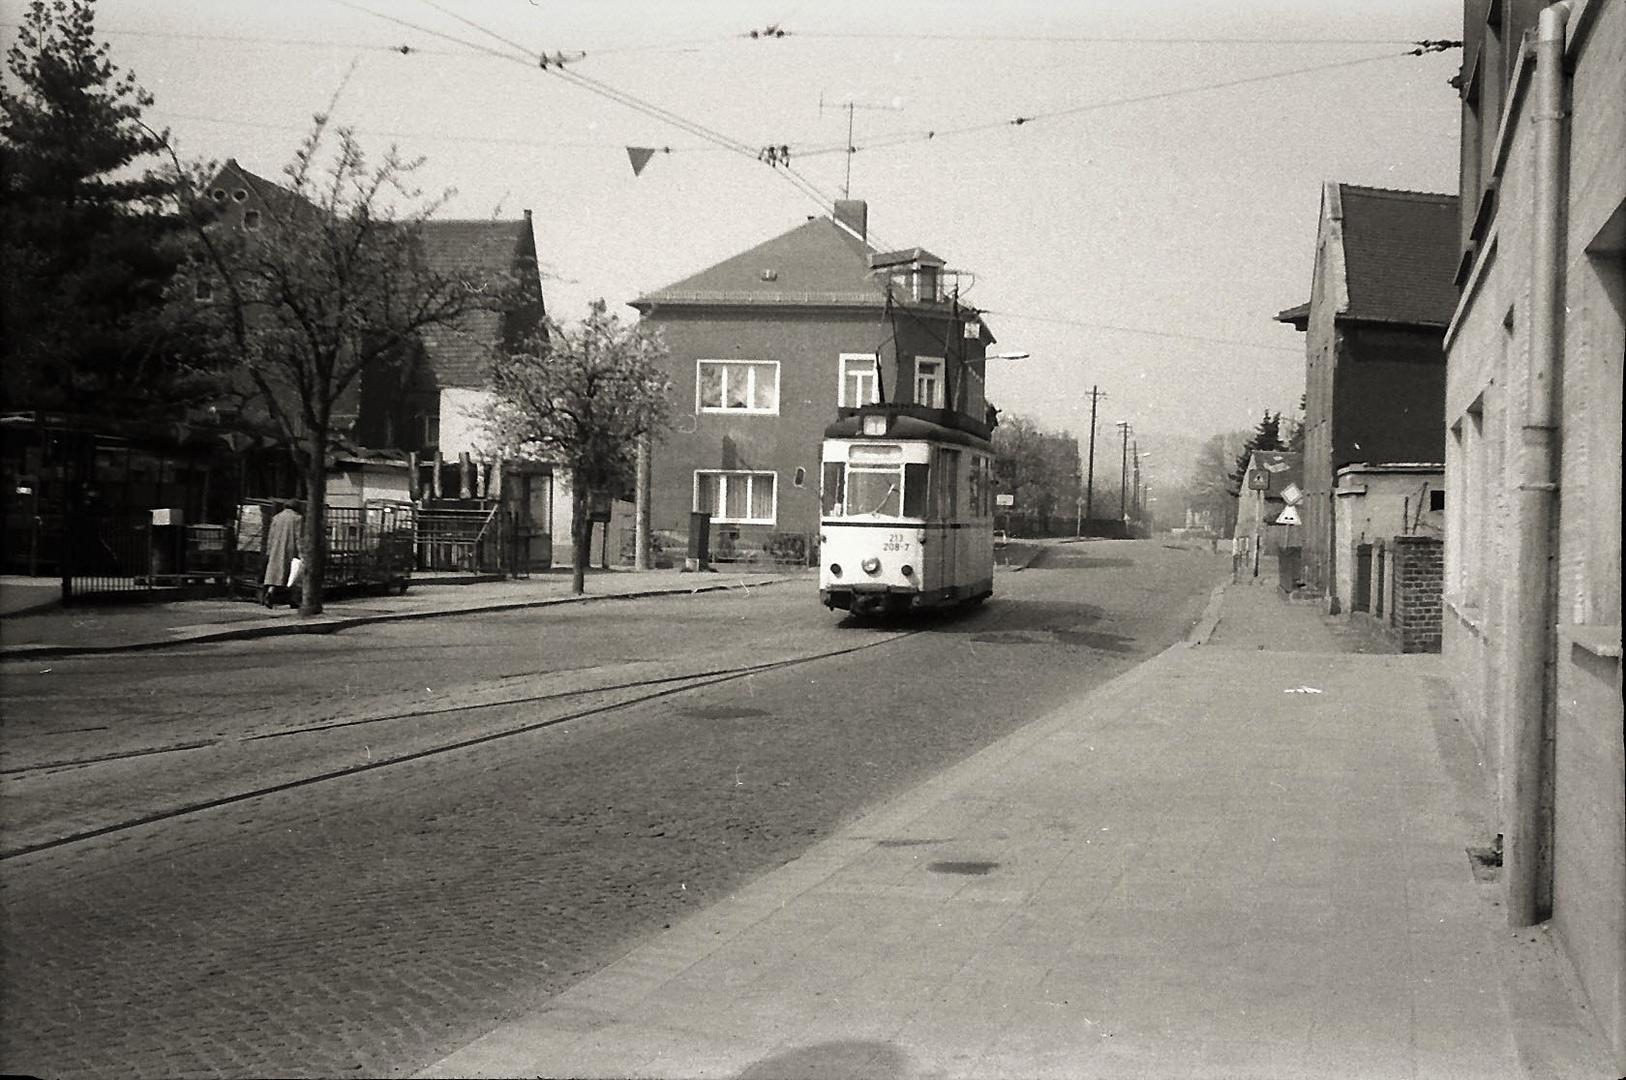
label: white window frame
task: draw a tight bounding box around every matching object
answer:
[839,353,879,407]
[695,360,780,415]
[914,357,944,408]
[694,470,777,525]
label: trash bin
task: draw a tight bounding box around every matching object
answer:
[686,511,711,571]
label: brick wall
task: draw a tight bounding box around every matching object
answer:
[1388,535,1443,652]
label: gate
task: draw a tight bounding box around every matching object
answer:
[1354,543,1373,612]
[415,503,509,574]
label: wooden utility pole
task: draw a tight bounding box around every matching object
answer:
[1084,386,1105,528]
[634,435,651,571]
[1117,421,1131,523]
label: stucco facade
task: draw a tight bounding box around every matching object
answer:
[1444,0,1624,1066]
[631,202,991,561]
[1331,464,1443,615]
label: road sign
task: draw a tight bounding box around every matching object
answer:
[1275,505,1301,526]
[1247,470,1269,491]
[1281,482,1303,506]
[995,493,1015,508]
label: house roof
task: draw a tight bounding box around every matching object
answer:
[1334,185,1460,326]
[632,215,886,309]
[1247,450,1302,499]
[416,217,541,388]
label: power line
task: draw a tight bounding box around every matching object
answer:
[788,30,1455,47]
[980,309,1302,354]
[797,49,1431,159]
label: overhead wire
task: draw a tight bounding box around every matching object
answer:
[795,49,1440,159]
[979,309,1303,353]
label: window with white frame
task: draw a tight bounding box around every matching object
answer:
[694,470,776,524]
[696,360,778,414]
[914,357,944,408]
[839,353,879,407]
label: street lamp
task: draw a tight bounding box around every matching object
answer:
[986,351,1029,361]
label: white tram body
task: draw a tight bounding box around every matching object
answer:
[819,408,995,617]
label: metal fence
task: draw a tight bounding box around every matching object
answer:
[415,504,508,574]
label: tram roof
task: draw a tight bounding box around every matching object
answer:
[824,407,994,450]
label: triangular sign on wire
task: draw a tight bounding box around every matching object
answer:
[627,147,656,177]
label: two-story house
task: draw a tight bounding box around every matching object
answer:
[1275,183,1458,614]
[629,200,994,562]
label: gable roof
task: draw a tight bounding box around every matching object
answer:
[632,215,885,310]
[1334,185,1460,326]
[417,216,542,388]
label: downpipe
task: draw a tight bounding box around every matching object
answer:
[1505,0,1571,928]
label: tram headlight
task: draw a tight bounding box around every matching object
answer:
[901,564,915,578]
[861,557,881,575]
[829,563,842,577]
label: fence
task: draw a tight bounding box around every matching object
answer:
[415,503,508,574]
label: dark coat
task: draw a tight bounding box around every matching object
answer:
[263,508,303,586]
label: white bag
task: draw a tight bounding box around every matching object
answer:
[286,557,304,588]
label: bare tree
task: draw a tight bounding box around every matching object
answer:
[173,118,509,614]
[484,301,671,594]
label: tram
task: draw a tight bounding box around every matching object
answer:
[819,404,996,617]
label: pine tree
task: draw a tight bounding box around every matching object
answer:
[0,0,214,415]
[1230,410,1284,492]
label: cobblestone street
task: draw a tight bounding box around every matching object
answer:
[0,542,1224,1078]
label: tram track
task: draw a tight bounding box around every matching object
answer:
[1,627,924,861]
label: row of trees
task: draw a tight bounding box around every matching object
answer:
[991,415,1083,537]
[1,0,670,608]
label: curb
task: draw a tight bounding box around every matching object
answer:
[0,576,799,661]
[1184,580,1229,647]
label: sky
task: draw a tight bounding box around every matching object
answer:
[4,0,1465,490]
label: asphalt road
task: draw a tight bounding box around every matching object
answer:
[0,538,1227,1079]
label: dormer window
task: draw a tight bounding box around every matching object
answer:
[915,265,938,303]
[233,189,248,202]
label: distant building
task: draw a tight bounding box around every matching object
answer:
[1443,0,1624,1067]
[1276,182,1457,613]
[204,161,567,569]
[1236,449,1302,567]
[629,200,994,563]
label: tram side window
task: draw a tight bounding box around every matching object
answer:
[936,448,960,518]
[903,462,929,518]
[822,462,845,515]
[968,455,982,518]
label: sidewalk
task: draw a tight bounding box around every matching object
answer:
[0,568,808,659]
[416,571,1616,1079]
[0,543,1051,660]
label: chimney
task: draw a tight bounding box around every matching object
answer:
[833,199,867,241]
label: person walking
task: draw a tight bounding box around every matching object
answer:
[262,499,304,609]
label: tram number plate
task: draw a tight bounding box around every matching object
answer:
[881,533,909,552]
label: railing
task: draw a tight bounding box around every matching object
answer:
[416,503,507,573]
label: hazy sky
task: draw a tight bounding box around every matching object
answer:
[6,0,1464,485]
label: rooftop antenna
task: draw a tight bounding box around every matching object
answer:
[819,93,903,199]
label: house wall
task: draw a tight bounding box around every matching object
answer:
[641,306,982,556]
[1299,211,1342,601]
[437,387,495,457]
[1445,1,1625,1065]
[1332,325,1448,469]
[1332,468,1443,612]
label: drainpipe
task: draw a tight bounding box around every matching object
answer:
[1505,0,1571,928]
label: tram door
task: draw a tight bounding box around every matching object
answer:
[935,447,960,591]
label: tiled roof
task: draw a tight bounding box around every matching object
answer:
[632,216,886,309]
[1336,185,1460,326]
[416,218,540,388]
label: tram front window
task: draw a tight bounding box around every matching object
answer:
[846,467,901,516]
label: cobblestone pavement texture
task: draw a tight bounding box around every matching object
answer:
[0,539,1221,1078]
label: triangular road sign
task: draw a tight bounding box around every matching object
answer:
[1275,505,1301,526]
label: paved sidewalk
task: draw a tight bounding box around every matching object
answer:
[0,542,1049,660]
[416,572,1616,1079]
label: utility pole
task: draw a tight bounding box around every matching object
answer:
[1084,386,1105,530]
[634,434,651,570]
[1117,421,1131,525]
[1131,438,1142,536]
